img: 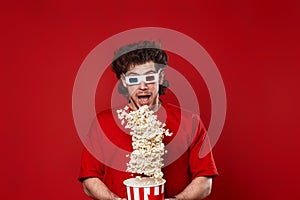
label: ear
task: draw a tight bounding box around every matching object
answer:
[120,75,127,88]
[159,70,165,85]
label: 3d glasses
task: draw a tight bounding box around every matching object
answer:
[123,69,161,86]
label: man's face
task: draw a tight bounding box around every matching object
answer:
[121,61,163,111]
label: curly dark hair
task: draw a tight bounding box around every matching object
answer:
[112,41,169,98]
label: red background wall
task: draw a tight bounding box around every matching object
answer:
[1,0,300,199]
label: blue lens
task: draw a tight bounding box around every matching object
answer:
[129,77,138,83]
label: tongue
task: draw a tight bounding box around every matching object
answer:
[138,97,150,106]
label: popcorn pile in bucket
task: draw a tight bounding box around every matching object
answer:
[117,105,172,180]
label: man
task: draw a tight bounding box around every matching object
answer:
[79,41,218,199]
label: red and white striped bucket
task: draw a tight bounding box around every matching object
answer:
[123,177,166,200]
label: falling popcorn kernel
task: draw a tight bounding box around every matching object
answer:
[117,105,172,180]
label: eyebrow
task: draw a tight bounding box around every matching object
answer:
[126,70,157,76]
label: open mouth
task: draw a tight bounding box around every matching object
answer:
[137,95,151,106]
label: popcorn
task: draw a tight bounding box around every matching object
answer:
[117,105,172,180]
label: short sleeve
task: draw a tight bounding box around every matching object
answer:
[189,115,218,179]
[78,148,104,182]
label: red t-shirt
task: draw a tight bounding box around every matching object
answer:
[79,103,218,198]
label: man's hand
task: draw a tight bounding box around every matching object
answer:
[171,177,212,200]
[82,177,126,200]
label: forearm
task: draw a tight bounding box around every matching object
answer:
[174,177,212,200]
[82,177,121,200]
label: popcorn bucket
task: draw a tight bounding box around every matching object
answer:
[123,177,166,200]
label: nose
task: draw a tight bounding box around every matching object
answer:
[139,81,148,90]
